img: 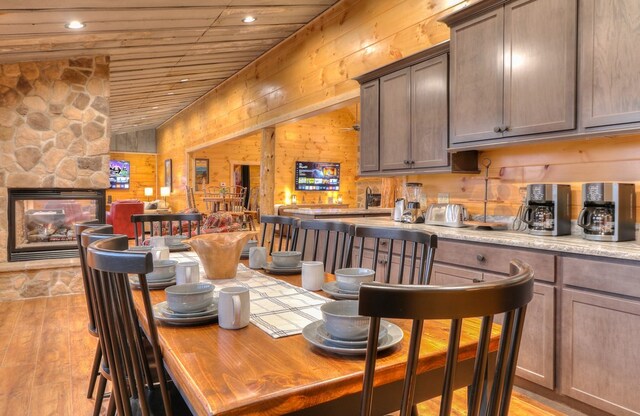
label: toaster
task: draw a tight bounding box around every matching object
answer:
[424,204,467,228]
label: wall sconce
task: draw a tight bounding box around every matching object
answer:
[144,187,154,201]
[291,195,297,205]
[160,186,170,203]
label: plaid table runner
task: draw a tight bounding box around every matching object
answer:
[170,252,329,338]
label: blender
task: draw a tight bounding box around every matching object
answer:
[401,182,425,223]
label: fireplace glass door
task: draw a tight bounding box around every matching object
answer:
[9,189,106,261]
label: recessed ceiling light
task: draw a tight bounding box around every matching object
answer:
[152,106,159,109]
[65,21,85,29]
[180,78,189,82]
[242,16,256,23]
[167,92,174,95]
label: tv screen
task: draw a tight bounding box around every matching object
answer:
[295,161,340,191]
[109,160,130,189]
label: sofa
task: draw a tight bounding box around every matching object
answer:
[106,199,144,238]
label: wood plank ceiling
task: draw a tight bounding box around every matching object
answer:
[0,0,339,134]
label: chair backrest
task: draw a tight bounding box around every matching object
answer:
[86,235,173,416]
[358,260,534,416]
[259,215,300,255]
[185,185,197,211]
[131,213,203,245]
[74,221,112,333]
[353,225,437,285]
[297,220,355,273]
[224,186,246,212]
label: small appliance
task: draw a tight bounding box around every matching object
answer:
[577,183,636,242]
[393,198,406,222]
[401,183,425,223]
[424,203,467,227]
[520,184,571,236]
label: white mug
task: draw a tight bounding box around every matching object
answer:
[249,246,267,269]
[150,246,169,261]
[301,261,325,291]
[176,261,199,285]
[218,287,250,330]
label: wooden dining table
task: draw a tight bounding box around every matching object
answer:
[131,260,500,416]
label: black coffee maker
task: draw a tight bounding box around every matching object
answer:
[521,184,571,236]
[577,183,636,242]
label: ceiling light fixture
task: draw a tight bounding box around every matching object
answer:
[242,16,256,23]
[167,92,174,95]
[65,20,85,29]
[152,106,159,109]
[180,78,189,82]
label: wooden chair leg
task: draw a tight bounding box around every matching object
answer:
[93,375,107,416]
[87,342,101,398]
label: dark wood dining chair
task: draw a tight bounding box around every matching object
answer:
[297,220,355,273]
[131,213,203,245]
[74,222,113,414]
[353,225,438,285]
[358,260,534,416]
[86,235,184,416]
[259,215,300,255]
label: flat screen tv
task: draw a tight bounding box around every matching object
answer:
[294,161,340,191]
[109,160,130,189]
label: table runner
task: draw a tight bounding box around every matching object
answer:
[170,252,329,338]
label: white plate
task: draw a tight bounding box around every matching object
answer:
[130,277,176,290]
[302,320,402,356]
[156,301,218,318]
[153,303,218,326]
[321,281,358,300]
[263,262,302,275]
[146,273,176,283]
[315,322,388,348]
[168,243,190,252]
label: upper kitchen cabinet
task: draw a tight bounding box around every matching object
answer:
[580,0,640,130]
[443,0,577,147]
[355,43,478,176]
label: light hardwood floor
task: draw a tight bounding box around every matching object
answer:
[0,294,573,415]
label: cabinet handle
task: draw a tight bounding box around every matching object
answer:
[501,125,509,132]
[476,254,486,262]
[377,259,388,265]
[410,160,415,165]
[493,126,502,133]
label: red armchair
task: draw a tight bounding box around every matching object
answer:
[106,200,144,238]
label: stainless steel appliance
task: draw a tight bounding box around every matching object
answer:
[521,184,571,236]
[577,183,636,241]
[424,203,467,227]
[393,198,406,222]
[401,183,424,223]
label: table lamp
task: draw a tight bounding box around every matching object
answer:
[160,186,170,204]
[144,187,154,201]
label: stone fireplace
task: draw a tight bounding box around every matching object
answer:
[0,56,110,300]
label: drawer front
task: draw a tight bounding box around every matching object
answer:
[435,239,555,282]
[561,256,640,298]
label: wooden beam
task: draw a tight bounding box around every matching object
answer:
[260,127,276,216]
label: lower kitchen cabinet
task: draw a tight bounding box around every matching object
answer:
[560,259,640,416]
[433,263,555,389]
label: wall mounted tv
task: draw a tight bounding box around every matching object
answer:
[109,160,130,189]
[295,161,340,191]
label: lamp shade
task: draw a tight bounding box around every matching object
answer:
[160,187,170,197]
[144,187,154,197]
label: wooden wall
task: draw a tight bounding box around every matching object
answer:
[274,107,359,205]
[106,152,157,203]
[157,0,463,208]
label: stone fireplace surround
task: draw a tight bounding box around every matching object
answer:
[0,56,110,301]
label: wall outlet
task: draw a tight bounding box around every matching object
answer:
[437,193,450,203]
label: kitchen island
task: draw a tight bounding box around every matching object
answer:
[283,207,392,220]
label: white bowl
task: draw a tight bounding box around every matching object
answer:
[147,259,178,281]
[165,282,214,313]
[334,268,375,292]
[165,235,187,246]
[320,300,370,340]
[271,251,302,268]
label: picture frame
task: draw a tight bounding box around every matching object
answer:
[164,159,172,192]
[195,158,209,190]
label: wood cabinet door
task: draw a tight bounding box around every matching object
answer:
[581,0,640,128]
[411,55,449,168]
[503,0,576,137]
[380,68,411,171]
[561,288,640,415]
[431,263,482,285]
[450,8,504,144]
[359,80,380,173]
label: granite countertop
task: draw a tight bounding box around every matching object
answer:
[330,217,640,262]
[283,207,393,216]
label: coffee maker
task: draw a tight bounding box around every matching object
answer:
[577,183,636,242]
[401,182,425,223]
[521,184,571,236]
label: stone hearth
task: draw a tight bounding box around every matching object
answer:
[0,56,110,300]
